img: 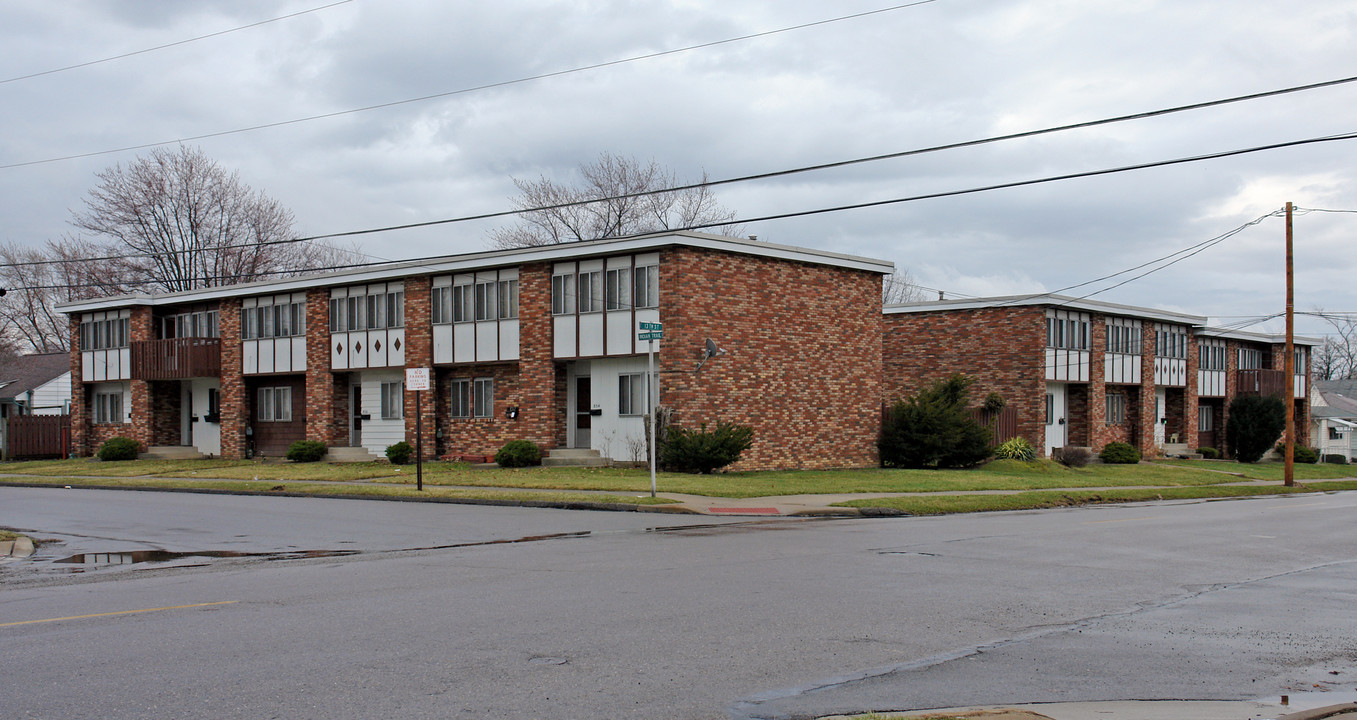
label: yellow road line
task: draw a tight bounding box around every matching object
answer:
[0,600,237,628]
[1083,516,1157,524]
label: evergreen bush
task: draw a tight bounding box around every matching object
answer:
[495,440,542,468]
[660,421,754,474]
[1196,447,1220,459]
[286,440,328,463]
[1099,441,1140,464]
[1324,453,1349,465]
[994,437,1036,461]
[385,441,413,465]
[1225,395,1285,463]
[1291,445,1319,464]
[879,374,993,469]
[97,436,140,461]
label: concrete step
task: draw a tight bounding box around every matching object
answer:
[139,446,206,460]
[324,446,380,463]
[542,448,610,467]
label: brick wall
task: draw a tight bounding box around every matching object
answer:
[402,277,437,459]
[246,376,307,457]
[305,289,343,448]
[219,298,247,459]
[515,262,560,450]
[883,306,1047,453]
[68,316,88,456]
[150,381,181,446]
[436,364,521,457]
[660,248,883,470]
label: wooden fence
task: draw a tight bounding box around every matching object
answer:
[5,414,71,459]
[970,406,1020,447]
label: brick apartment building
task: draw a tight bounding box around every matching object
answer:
[59,232,891,471]
[883,294,1313,458]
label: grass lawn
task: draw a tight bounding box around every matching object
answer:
[1152,458,1357,481]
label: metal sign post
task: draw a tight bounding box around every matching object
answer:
[405,368,432,492]
[639,322,663,498]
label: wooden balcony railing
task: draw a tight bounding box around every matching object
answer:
[130,338,221,380]
[1236,369,1288,398]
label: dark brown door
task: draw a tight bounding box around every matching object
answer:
[575,376,591,447]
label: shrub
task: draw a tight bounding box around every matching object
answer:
[1099,441,1141,464]
[879,374,994,469]
[286,440,328,463]
[1324,453,1349,465]
[994,437,1037,461]
[1226,395,1286,463]
[1291,445,1319,464]
[982,392,1007,414]
[1054,446,1092,468]
[97,436,140,461]
[661,421,754,474]
[385,441,413,465]
[1196,447,1220,460]
[495,440,542,468]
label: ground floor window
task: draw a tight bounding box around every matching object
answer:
[258,386,292,422]
[94,391,123,424]
[473,378,494,418]
[619,373,646,416]
[450,379,471,418]
[1198,406,1214,432]
[1106,393,1126,425]
[380,381,404,419]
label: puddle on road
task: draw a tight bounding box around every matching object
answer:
[50,549,358,572]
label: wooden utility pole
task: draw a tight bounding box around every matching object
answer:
[1284,202,1295,487]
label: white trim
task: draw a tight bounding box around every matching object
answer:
[57,231,895,313]
[885,293,1206,326]
[1196,326,1322,347]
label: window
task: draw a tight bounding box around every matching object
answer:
[578,271,603,313]
[432,287,450,324]
[497,279,519,319]
[473,378,494,418]
[450,379,471,418]
[206,389,220,422]
[257,386,292,422]
[1045,393,1054,425]
[1331,426,1345,440]
[474,281,497,321]
[247,301,304,339]
[1294,348,1306,375]
[1199,344,1226,371]
[80,317,130,350]
[1106,322,1141,354]
[551,274,574,315]
[1239,348,1262,370]
[606,268,631,311]
[452,284,472,323]
[1156,329,1188,359]
[1106,393,1126,425]
[1046,317,1088,350]
[94,391,123,424]
[619,373,647,416]
[328,297,344,332]
[1199,406,1214,432]
[380,381,404,420]
[633,265,659,308]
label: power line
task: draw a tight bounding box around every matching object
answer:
[5,130,1356,275]
[0,1,354,86]
[0,1,940,170]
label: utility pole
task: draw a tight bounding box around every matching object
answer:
[1284,202,1295,487]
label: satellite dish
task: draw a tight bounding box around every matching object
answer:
[704,338,725,358]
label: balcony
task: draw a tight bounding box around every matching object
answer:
[130,338,222,380]
[1236,369,1287,398]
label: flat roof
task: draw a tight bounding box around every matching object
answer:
[58,231,895,313]
[883,293,1207,326]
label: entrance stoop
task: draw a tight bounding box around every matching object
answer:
[324,447,379,462]
[139,446,207,460]
[541,448,610,468]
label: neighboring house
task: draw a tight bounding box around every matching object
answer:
[882,294,1314,459]
[0,352,72,418]
[1312,380,1357,460]
[57,232,892,469]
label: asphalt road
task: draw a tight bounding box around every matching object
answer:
[2,487,1355,719]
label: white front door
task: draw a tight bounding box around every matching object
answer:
[190,379,221,457]
[1154,387,1167,447]
[1045,382,1067,456]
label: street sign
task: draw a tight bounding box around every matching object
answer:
[638,331,663,341]
[405,367,431,391]
[638,321,663,331]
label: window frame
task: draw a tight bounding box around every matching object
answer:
[257,386,293,423]
[94,390,124,424]
[1105,393,1126,426]
[379,381,404,420]
[578,271,603,314]
[633,265,659,309]
[450,379,471,419]
[619,372,647,416]
[473,378,494,419]
[497,279,519,320]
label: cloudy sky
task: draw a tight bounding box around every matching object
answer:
[1,0,1354,336]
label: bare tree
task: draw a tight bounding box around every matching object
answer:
[489,153,743,248]
[70,145,348,293]
[0,237,140,352]
[882,269,929,305]
[1311,310,1357,381]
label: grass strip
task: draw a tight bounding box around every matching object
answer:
[1151,458,1357,481]
[0,475,679,506]
[835,481,1357,515]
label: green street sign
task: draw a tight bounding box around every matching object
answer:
[638,331,663,341]
[639,321,663,331]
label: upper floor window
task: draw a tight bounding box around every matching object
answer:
[246,301,305,340]
[1199,344,1226,371]
[1105,322,1141,354]
[606,268,631,311]
[1238,348,1262,370]
[1156,329,1188,359]
[80,317,130,351]
[551,274,574,315]
[164,310,219,339]
[1294,347,1307,375]
[578,271,603,314]
[1046,317,1088,350]
[330,290,403,331]
[497,279,519,319]
[474,281,497,321]
[634,265,659,308]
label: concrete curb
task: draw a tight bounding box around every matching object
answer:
[1279,702,1357,720]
